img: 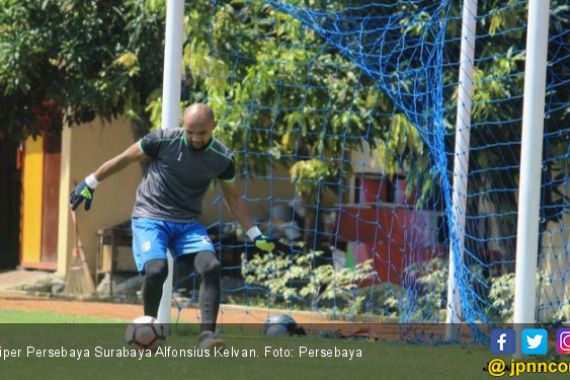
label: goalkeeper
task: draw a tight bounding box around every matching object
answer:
[70,103,276,350]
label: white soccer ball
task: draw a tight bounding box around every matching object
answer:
[125,315,167,350]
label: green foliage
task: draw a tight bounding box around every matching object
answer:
[552,304,570,325]
[241,250,374,317]
[374,113,426,177]
[355,283,402,318]
[486,273,547,323]
[486,273,515,323]
[374,112,433,208]
[404,258,449,322]
[289,159,334,204]
[0,0,165,140]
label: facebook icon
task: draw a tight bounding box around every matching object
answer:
[490,329,516,354]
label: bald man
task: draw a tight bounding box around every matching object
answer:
[70,103,276,350]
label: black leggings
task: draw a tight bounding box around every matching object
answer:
[143,251,221,333]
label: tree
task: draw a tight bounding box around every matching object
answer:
[0,0,166,141]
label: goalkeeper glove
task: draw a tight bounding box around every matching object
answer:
[70,174,98,211]
[253,235,277,253]
[246,226,276,253]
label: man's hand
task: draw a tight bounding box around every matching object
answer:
[246,227,291,256]
[253,235,277,253]
[70,181,95,211]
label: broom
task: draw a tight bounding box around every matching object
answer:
[64,209,96,297]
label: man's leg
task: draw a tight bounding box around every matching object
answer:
[178,251,223,350]
[193,251,221,333]
[143,259,168,317]
[173,221,222,349]
[131,217,170,318]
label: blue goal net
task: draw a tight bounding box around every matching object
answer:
[168,0,570,335]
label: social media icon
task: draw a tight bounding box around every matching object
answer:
[522,329,548,355]
[490,329,515,354]
[557,329,570,354]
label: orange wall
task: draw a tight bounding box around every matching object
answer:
[20,136,44,265]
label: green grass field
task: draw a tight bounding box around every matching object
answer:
[0,309,566,380]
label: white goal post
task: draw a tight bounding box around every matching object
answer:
[513,0,550,325]
[157,0,185,325]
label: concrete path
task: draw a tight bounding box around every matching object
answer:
[0,269,55,291]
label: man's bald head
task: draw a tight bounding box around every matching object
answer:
[182,103,217,149]
[183,103,215,125]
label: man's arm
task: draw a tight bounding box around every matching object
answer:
[219,180,276,253]
[219,180,254,232]
[70,142,146,210]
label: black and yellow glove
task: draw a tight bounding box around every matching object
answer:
[246,227,291,256]
[70,180,95,211]
[253,235,277,253]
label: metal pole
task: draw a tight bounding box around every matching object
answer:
[513,0,550,325]
[157,0,185,325]
[445,0,477,339]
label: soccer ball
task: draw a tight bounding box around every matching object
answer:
[125,315,167,350]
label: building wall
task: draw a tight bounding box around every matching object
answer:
[56,118,142,277]
[200,166,298,226]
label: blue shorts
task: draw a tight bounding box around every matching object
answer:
[131,217,215,273]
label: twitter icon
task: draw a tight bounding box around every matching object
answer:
[522,329,548,355]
